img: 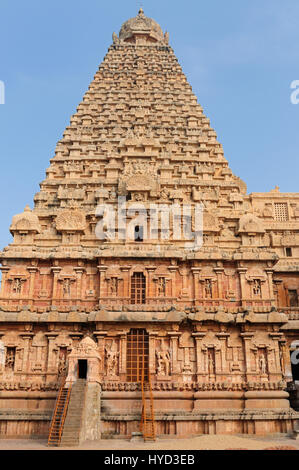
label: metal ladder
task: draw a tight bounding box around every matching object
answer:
[47,381,72,447]
[140,354,156,442]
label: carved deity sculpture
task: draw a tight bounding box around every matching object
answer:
[57,349,68,377]
[112,32,119,44]
[13,279,22,294]
[63,279,71,296]
[105,341,119,377]
[5,349,15,371]
[205,279,212,298]
[253,279,262,296]
[110,278,118,295]
[156,348,171,376]
[58,357,67,376]
[258,353,267,375]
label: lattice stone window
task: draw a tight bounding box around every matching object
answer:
[126,329,149,382]
[274,203,289,221]
[130,272,146,304]
[288,290,298,307]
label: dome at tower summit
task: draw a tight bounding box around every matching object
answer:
[118,8,165,42]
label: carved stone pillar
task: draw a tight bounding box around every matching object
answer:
[20,333,34,376]
[74,268,84,303]
[146,267,156,301]
[0,267,10,298]
[214,267,224,300]
[191,268,201,302]
[0,334,5,374]
[168,266,178,300]
[280,339,292,381]
[97,265,107,302]
[269,333,284,377]
[81,269,87,300]
[179,267,189,298]
[51,267,61,305]
[94,330,107,376]
[148,331,158,376]
[237,267,247,307]
[27,267,38,306]
[119,333,127,380]
[266,269,275,306]
[192,332,206,381]
[167,331,181,377]
[215,332,230,375]
[240,332,254,381]
[120,266,131,303]
[45,333,59,380]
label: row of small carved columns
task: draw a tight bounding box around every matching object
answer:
[91,328,287,382]
[98,264,177,302]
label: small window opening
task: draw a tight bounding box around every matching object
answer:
[286,247,292,257]
[134,225,144,242]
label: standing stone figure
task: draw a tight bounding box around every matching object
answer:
[258,353,267,375]
[105,342,119,377]
[156,348,171,376]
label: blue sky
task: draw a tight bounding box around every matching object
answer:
[0,0,298,249]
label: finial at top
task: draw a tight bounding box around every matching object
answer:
[119,8,165,43]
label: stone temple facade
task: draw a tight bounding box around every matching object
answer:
[0,9,299,440]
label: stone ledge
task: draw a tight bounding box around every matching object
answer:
[0,409,51,420]
[102,410,299,422]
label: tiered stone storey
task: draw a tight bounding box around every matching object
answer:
[0,9,298,439]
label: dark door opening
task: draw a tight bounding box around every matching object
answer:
[78,359,88,379]
[291,350,299,381]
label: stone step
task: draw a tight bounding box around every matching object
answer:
[64,422,81,426]
[61,442,79,447]
[59,379,88,448]
[63,422,81,426]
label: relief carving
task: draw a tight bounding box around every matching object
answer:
[105,340,119,378]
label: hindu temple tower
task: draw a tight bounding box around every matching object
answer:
[0,9,298,444]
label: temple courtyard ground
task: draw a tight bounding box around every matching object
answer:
[0,435,298,450]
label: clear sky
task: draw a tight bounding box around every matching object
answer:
[0,0,298,250]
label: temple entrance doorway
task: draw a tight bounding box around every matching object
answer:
[126,329,149,382]
[78,359,88,379]
[288,341,299,410]
[291,349,299,381]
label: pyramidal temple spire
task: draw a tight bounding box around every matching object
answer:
[0,9,299,444]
